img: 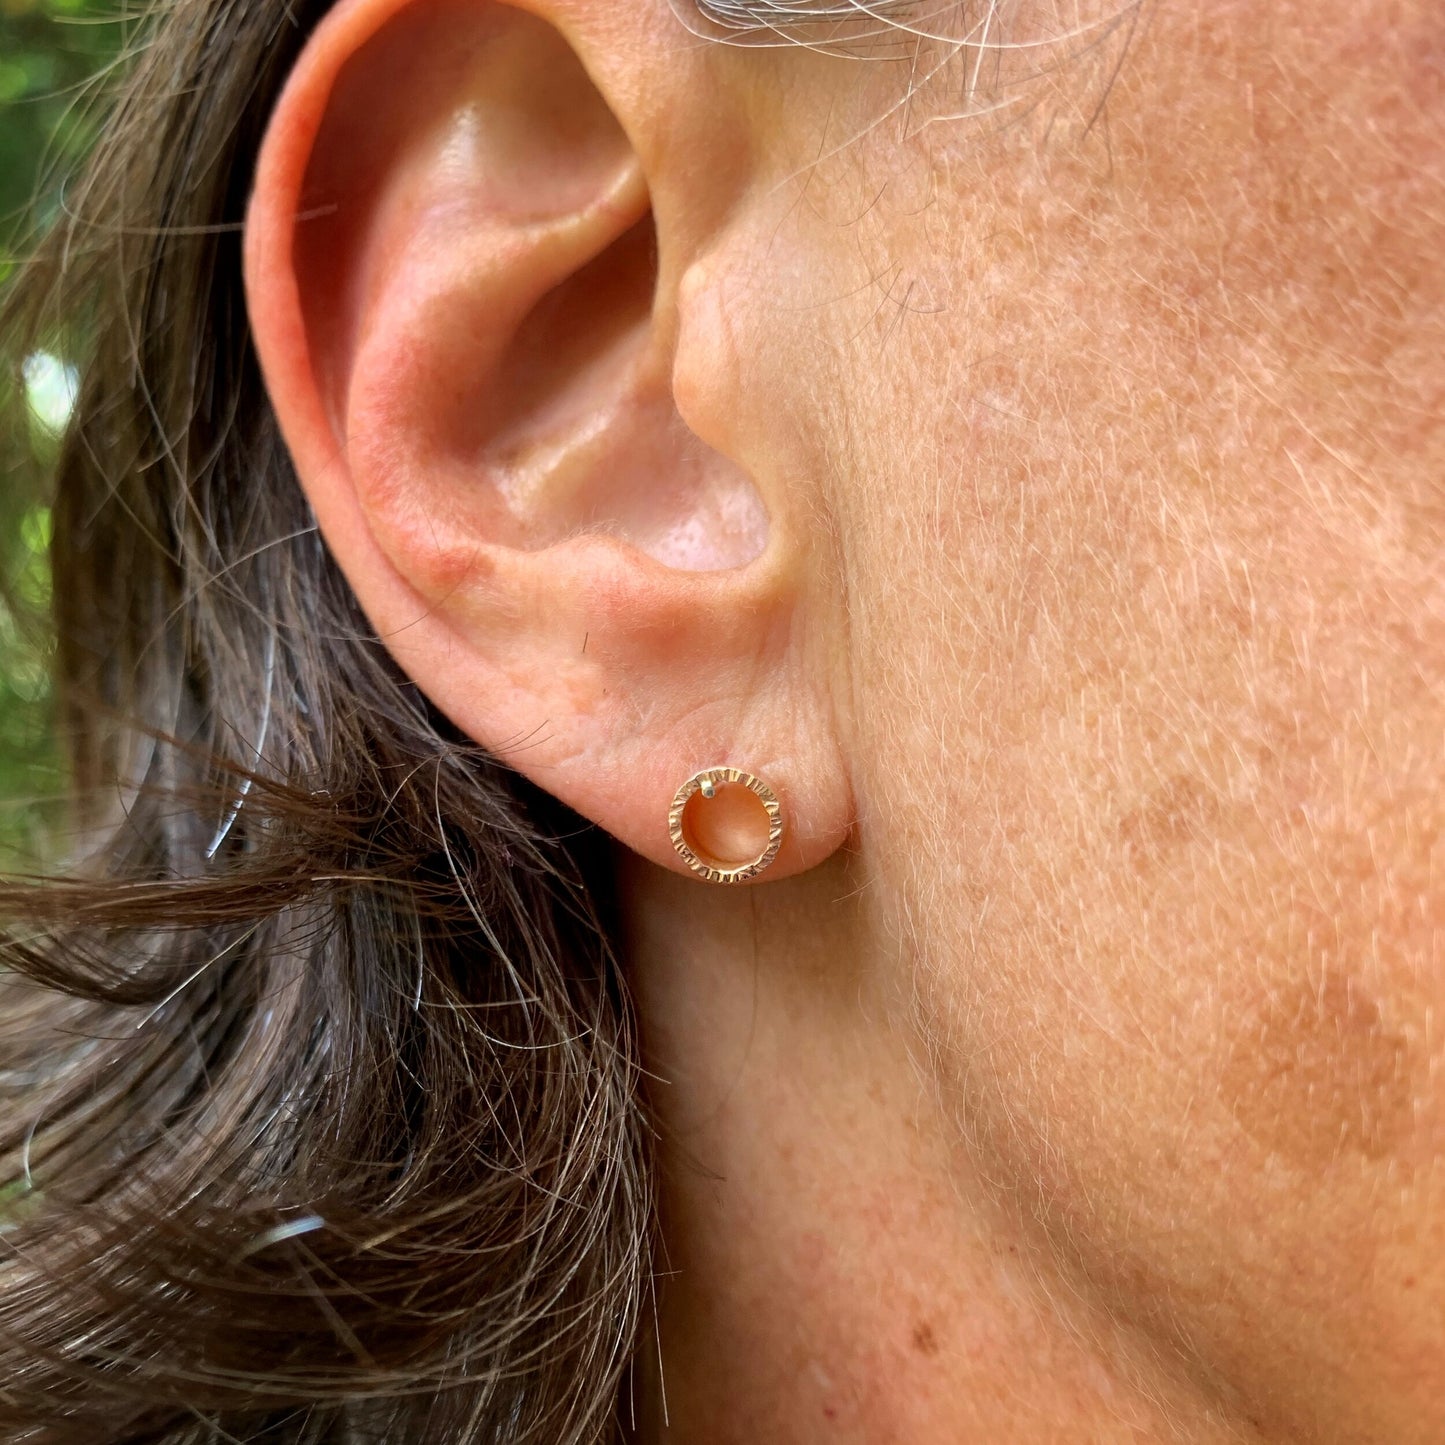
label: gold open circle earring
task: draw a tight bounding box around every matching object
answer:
[668,766,784,884]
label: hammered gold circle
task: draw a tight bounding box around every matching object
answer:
[668,767,784,884]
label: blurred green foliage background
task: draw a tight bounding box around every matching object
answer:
[0,0,121,857]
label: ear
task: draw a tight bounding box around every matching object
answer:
[243,0,851,880]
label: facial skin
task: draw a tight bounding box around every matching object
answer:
[638,6,1445,1441]
[244,0,1445,1438]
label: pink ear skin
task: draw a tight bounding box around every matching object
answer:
[243,0,852,880]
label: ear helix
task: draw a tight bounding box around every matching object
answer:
[668,766,784,884]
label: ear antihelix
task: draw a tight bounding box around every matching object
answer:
[290,0,770,590]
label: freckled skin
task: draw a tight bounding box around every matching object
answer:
[1223,968,1415,1169]
[620,0,1444,1440]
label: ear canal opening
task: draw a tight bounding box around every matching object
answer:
[485,214,659,462]
[475,205,771,573]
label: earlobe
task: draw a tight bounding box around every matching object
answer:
[244,0,853,881]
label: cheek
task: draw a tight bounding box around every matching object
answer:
[844,364,1445,1438]
[783,0,1445,1425]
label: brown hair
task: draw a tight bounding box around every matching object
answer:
[0,2,650,1440]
